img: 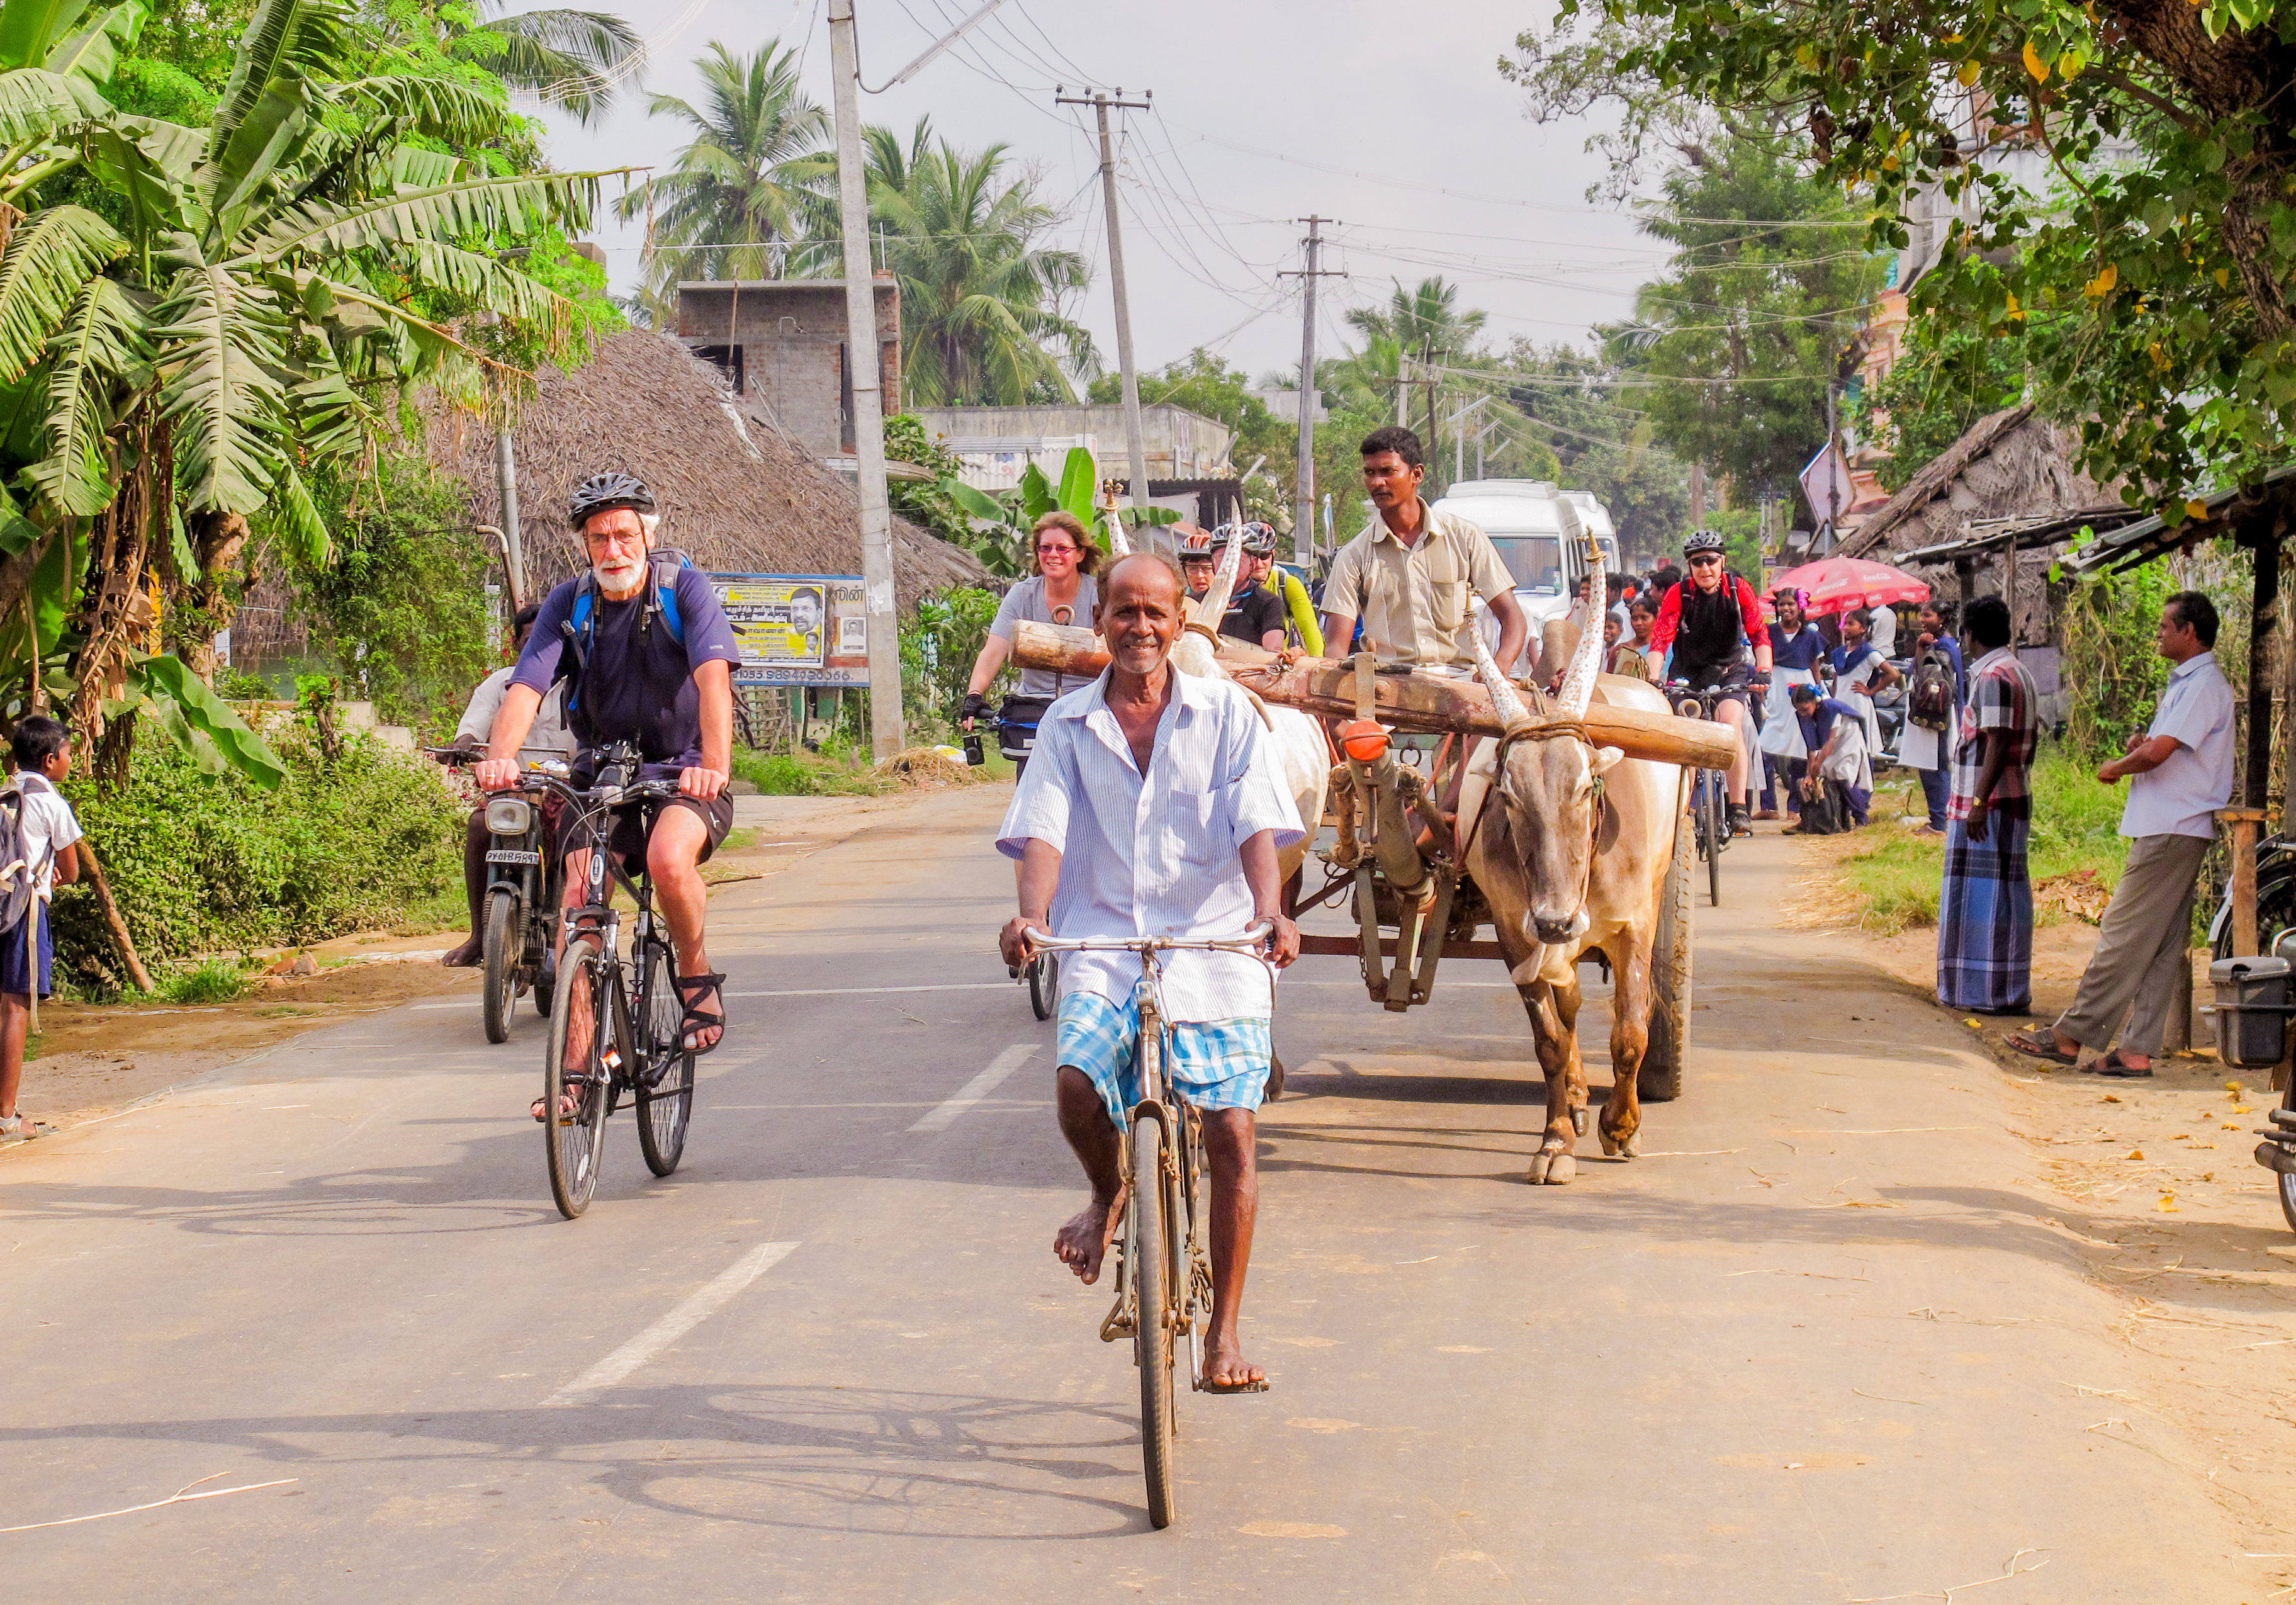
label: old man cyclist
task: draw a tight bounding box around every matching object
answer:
[998,550,1304,1393]
[475,472,746,1110]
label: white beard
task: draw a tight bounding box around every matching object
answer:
[593,555,645,597]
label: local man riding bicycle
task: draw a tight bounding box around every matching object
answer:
[1649,528,1774,838]
[998,551,1303,1394]
[475,472,745,1101]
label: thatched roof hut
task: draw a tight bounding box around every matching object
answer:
[429,330,988,607]
[1838,405,2117,560]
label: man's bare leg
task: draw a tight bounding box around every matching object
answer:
[646,806,721,1052]
[1052,1066,1127,1283]
[1200,1107,1264,1389]
[441,811,490,967]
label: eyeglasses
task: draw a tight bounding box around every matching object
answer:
[583,527,646,549]
[1036,543,1078,556]
[1687,554,1723,568]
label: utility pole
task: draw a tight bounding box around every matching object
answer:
[492,425,527,605]
[1059,89,1154,524]
[828,0,904,760]
[1279,216,1342,565]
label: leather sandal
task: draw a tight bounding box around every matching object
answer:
[673,971,728,1056]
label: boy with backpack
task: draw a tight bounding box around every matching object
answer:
[0,716,83,1142]
[1899,602,1966,834]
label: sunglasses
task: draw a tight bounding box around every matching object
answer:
[1036,543,1078,556]
[1687,554,1723,567]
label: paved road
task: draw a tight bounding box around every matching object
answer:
[0,789,2268,1601]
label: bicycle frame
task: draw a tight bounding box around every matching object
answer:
[1030,928,1276,1390]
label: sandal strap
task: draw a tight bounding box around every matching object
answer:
[672,971,727,1000]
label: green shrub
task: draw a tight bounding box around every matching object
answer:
[161,959,255,1005]
[50,723,466,993]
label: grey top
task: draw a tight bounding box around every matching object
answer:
[988,573,1100,699]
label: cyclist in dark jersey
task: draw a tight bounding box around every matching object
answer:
[1650,528,1773,836]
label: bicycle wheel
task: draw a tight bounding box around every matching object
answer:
[1028,950,1057,1020]
[1704,779,1725,908]
[544,934,612,1219]
[636,939,694,1177]
[481,889,518,1045]
[1132,1110,1177,1529]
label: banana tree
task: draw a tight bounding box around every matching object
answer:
[937,444,1177,577]
[0,0,612,781]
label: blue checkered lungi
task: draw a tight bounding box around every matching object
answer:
[1937,812,2032,1013]
[1055,989,1272,1130]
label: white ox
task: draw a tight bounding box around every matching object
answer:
[1457,540,1684,1184]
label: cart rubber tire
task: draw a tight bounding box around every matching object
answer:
[1641,796,1694,1104]
[1134,1113,1177,1530]
[2278,1077,2296,1237]
[481,890,517,1045]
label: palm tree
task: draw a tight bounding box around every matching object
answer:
[373,2,646,126]
[1345,276,1487,462]
[867,121,1099,405]
[0,0,605,772]
[619,40,835,295]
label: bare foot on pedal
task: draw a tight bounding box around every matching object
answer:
[1201,1335,1268,1393]
[1053,1186,1127,1283]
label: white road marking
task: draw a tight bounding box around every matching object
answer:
[410,1001,476,1011]
[725,982,1013,998]
[544,1241,800,1408]
[910,1044,1038,1132]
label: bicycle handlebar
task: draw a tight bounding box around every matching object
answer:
[1030,920,1276,956]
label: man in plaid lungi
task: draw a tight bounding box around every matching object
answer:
[1937,595,2041,1013]
[998,552,1305,1394]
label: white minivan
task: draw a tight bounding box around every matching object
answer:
[1429,479,1621,639]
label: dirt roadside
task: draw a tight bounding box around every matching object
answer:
[1781,819,2296,1556]
[1,787,971,1140]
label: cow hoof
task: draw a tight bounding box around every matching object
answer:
[1619,1132,1641,1159]
[1544,1152,1577,1185]
[1570,1107,1589,1137]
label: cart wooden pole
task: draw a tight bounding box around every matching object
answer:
[1006,621,1742,772]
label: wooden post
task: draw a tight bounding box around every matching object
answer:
[2220,806,2268,956]
[1956,555,1974,625]
[2246,525,2282,811]
[2163,947,2193,1057]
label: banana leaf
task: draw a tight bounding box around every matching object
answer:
[128,652,284,787]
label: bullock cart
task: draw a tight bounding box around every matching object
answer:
[1009,611,1735,1170]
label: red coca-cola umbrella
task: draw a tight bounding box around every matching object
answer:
[1767,555,1930,615]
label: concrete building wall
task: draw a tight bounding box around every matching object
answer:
[913,404,1234,482]
[675,280,901,460]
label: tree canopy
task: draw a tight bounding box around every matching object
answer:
[1570,0,2296,517]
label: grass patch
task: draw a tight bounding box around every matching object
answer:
[731,750,898,797]
[160,959,256,1005]
[1828,743,2135,936]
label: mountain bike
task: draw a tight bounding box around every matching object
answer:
[526,743,699,1219]
[1028,924,1276,1531]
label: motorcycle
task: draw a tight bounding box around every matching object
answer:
[433,747,565,1044]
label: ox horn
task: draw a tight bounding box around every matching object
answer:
[1555,532,1606,719]
[1105,510,1132,558]
[1190,524,1245,630]
[1468,597,1533,730]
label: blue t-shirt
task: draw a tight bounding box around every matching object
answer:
[1772,623,1826,673]
[510,563,744,774]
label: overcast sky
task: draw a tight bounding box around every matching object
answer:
[536,0,1665,386]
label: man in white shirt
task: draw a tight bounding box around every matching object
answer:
[442,604,575,967]
[2011,592,2234,1076]
[999,551,1304,1393]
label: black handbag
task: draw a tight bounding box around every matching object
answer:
[996,694,1055,762]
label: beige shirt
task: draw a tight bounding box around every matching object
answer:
[1323,501,1516,668]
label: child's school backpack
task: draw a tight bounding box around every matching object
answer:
[0,779,38,935]
[1909,646,1957,732]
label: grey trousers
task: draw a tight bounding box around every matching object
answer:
[2054,832,2211,1059]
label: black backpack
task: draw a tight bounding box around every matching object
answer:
[1909,646,1956,732]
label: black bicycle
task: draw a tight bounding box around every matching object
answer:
[1664,680,1739,908]
[526,744,699,1219]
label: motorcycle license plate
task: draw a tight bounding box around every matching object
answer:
[486,848,543,865]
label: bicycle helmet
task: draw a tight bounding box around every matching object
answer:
[1213,520,1279,557]
[1682,527,1726,557]
[567,471,656,530]
[1177,529,1217,561]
